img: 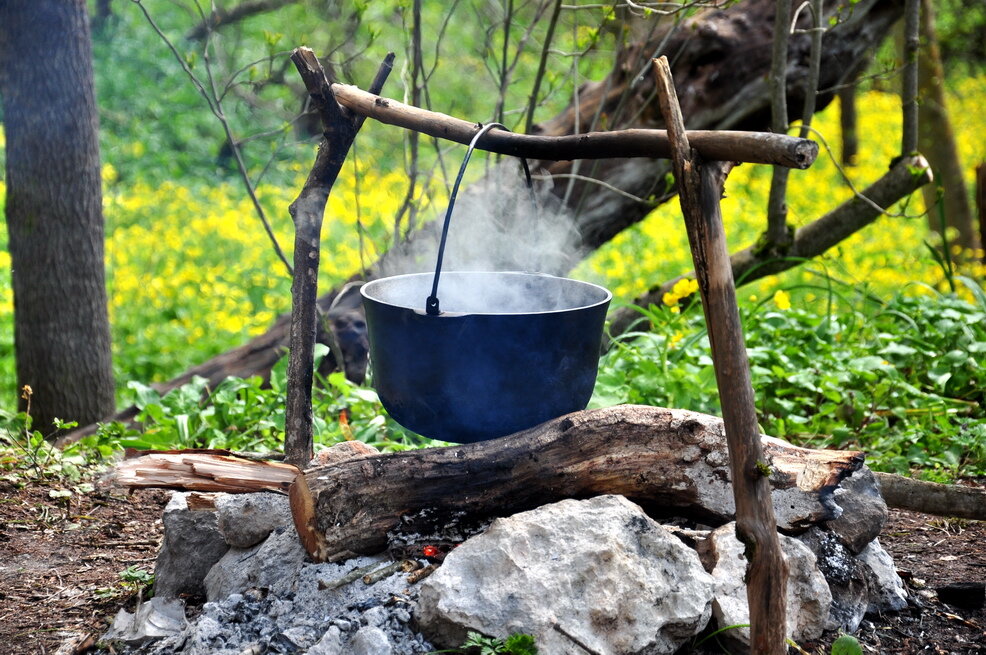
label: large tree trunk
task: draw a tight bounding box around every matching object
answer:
[0,0,115,432]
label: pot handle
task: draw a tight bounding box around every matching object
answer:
[425,122,537,316]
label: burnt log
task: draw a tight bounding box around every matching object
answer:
[293,405,864,562]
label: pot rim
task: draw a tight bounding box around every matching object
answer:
[361,270,612,316]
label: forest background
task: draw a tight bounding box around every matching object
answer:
[1,0,985,483]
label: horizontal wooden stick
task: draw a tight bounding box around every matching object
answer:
[330,84,818,169]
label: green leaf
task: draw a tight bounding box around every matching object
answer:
[504,633,538,655]
[831,634,863,655]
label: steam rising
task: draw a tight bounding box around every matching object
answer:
[363,271,611,315]
[377,164,584,279]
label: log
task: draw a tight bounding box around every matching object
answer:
[296,405,864,562]
[874,472,986,520]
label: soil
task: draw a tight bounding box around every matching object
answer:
[0,475,983,655]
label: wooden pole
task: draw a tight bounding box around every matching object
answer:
[329,83,818,169]
[283,49,394,467]
[651,56,789,655]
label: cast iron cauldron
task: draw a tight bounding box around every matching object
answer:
[361,271,611,443]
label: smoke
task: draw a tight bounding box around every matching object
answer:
[376,162,584,280]
[363,271,610,315]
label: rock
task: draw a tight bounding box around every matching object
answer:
[204,527,307,601]
[857,538,908,613]
[153,492,229,598]
[825,467,888,554]
[215,492,293,548]
[351,626,394,655]
[307,626,344,655]
[102,597,187,644]
[416,494,714,655]
[700,523,831,645]
[796,527,869,632]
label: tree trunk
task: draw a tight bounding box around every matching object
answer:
[917,0,977,251]
[0,0,115,433]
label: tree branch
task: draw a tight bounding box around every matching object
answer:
[330,84,817,168]
[608,155,935,338]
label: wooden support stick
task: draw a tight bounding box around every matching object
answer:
[652,56,789,655]
[283,49,394,467]
[329,83,818,170]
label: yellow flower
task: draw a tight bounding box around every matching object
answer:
[773,289,792,311]
[670,331,684,348]
[671,277,699,298]
[662,291,678,307]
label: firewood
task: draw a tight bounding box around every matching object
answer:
[874,472,986,520]
[299,405,864,562]
[113,450,300,493]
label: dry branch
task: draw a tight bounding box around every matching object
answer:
[329,84,817,169]
[652,55,787,655]
[608,155,935,337]
[875,472,986,520]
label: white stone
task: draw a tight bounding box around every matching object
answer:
[102,597,186,644]
[416,494,714,655]
[350,626,393,655]
[703,522,832,646]
[306,626,344,655]
[857,538,908,613]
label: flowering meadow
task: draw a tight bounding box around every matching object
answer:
[2,77,985,476]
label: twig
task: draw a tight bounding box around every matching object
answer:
[132,0,294,277]
[361,560,408,584]
[318,561,382,590]
[531,173,657,205]
[552,622,603,655]
[406,564,438,584]
[765,0,794,248]
[524,0,564,134]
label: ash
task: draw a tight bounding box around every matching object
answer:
[113,554,435,655]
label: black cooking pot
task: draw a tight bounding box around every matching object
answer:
[360,122,612,443]
[361,271,611,443]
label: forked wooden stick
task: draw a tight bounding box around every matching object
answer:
[651,55,789,655]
